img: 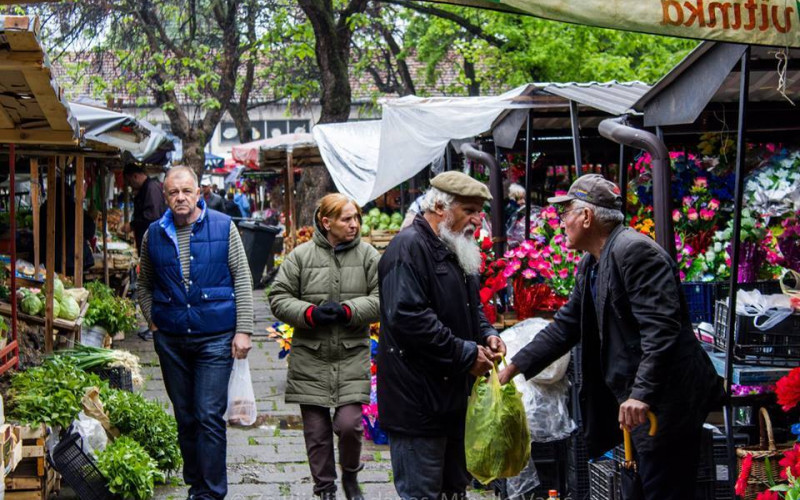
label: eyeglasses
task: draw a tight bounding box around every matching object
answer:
[556,207,584,221]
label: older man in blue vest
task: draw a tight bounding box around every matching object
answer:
[138,166,254,499]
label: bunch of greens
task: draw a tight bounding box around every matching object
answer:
[84,280,137,334]
[103,389,182,472]
[7,356,105,428]
[59,345,143,387]
[95,436,164,500]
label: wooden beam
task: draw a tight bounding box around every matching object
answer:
[0,129,77,145]
[30,157,39,274]
[0,58,45,70]
[21,68,73,131]
[0,104,15,129]
[45,157,56,354]
[101,166,109,287]
[287,152,297,245]
[74,156,84,287]
[60,157,66,276]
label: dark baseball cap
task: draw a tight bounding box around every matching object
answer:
[548,174,622,210]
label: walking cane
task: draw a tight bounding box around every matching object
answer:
[620,411,658,500]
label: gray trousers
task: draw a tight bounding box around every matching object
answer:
[389,432,471,500]
[300,404,364,495]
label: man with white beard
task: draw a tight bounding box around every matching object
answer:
[377,171,507,500]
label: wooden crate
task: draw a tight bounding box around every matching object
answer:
[4,424,60,500]
[368,229,398,253]
[2,423,23,475]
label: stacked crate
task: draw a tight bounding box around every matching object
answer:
[4,424,60,500]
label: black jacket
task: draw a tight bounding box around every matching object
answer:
[512,225,725,457]
[132,177,166,252]
[377,214,498,437]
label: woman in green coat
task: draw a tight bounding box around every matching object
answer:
[268,193,380,500]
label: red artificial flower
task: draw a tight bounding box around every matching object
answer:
[736,454,753,497]
[479,287,494,304]
[778,443,800,481]
[776,367,800,412]
[756,490,779,500]
[481,237,493,251]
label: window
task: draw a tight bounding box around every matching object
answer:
[219,121,265,144]
[266,119,310,138]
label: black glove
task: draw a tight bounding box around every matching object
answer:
[311,303,340,326]
[320,301,350,323]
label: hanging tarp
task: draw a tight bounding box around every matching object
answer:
[314,85,531,205]
[408,0,800,48]
[69,103,173,165]
[205,152,225,170]
[231,133,316,169]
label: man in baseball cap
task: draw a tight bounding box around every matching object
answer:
[500,174,725,499]
[377,171,504,500]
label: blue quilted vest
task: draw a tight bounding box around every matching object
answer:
[147,199,236,335]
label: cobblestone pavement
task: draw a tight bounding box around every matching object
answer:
[58,291,496,500]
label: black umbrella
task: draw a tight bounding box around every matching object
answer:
[620,411,658,500]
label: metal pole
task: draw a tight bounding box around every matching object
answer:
[569,101,583,179]
[524,110,532,241]
[102,166,109,287]
[9,144,18,365]
[619,145,628,216]
[724,46,750,500]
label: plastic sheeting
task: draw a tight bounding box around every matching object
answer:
[313,85,531,206]
[69,103,173,165]
[231,133,316,169]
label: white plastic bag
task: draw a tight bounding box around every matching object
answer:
[734,289,793,331]
[500,318,576,442]
[225,358,257,426]
[72,411,108,456]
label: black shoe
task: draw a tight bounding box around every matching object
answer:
[341,472,364,500]
[138,329,153,341]
[319,490,337,500]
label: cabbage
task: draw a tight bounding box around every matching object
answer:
[59,295,80,321]
[391,212,403,223]
[53,276,64,302]
[52,299,61,319]
[21,293,42,316]
[379,213,391,224]
[360,226,371,236]
[368,208,381,218]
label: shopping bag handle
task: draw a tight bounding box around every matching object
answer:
[623,411,658,464]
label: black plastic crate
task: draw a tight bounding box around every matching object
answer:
[531,438,568,462]
[589,460,620,500]
[92,366,133,392]
[713,432,749,500]
[567,433,590,500]
[713,300,800,365]
[49,431,114,500]
[683,281,782,325]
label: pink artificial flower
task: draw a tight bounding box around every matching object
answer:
[694,177,708,188]
[553,234,564,245]
[541,246,552,258]
[677,253,683,263]
[548,219,560,229]
[521,269,536,280]
[700,208,715,221]
[558,268,569,279]
[708,199,720,210]
[504,250,515,259]
[552,253,563,265]
[682,196,693,206]
[679,271,686,281]
[672,209,681,223]
[515,248,527,259]
[541,269,555,280]
[687,208,698,221]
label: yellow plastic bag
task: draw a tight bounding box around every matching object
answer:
[464,360,531,484]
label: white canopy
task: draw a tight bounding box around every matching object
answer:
[313,85,531,206]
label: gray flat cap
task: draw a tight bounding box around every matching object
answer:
[430,171,492,201]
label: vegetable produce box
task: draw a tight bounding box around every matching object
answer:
[2,424,22,477]
[4,424,60,500]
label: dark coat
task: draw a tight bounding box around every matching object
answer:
[511,225,725,457]
[377,214,499,437]
[132,176,167,253]
[204,192,225,213]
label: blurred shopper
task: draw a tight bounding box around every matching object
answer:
[269,193,380,500]
[123,165,166,254]
[201,176,225,212]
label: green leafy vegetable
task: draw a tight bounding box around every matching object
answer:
[103,389,182,472]
[84,280,137,334]
[59,295,80,320]
[96,436,164,500]
[7,357,104,428]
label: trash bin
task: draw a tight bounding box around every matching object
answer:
[239,222,280,288]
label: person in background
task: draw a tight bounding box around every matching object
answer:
[269,193,380,500]
[39,180,96,277]
[138,166,254,500]
[123,164,167,255]
[201,176,225,212]
[498,174,725,500]
[505,182,526,231]
[224,192,243,219]
[377,171,506,500]
[234,186,252,218]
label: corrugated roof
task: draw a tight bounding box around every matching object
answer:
[543,81,651,116]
